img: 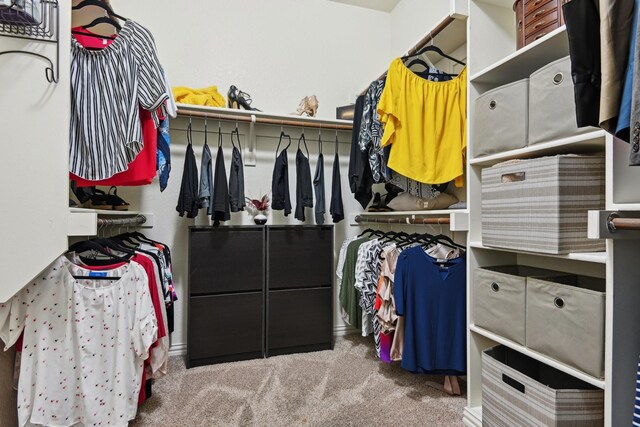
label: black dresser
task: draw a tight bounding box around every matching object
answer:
[187,225,334,368]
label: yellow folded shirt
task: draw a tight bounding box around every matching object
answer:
[172,86,226,107]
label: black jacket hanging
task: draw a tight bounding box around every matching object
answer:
[271,132,292,216]
[314,151,326,225]
[330,138,344,223]
[228,129,246,212]
[348,95,373,209]
[295,135,313,221]
[212,132,231,223]
[176,124,199,218]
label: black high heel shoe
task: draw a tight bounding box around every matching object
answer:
[228,85,261,111]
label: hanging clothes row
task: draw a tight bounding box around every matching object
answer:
[0,232,175,426]
[176,122,243,223]
[337,228,466,393]
[69,17,176,191]
[349,47,466,211]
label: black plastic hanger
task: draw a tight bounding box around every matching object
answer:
[406,57,457,78]
[276,131,292,158]
[67,240,130,264]
[298,134,309,158]
[72,0,128,21]
[403,45,465,67]
[82,16,122,32]
[231,128,242,151]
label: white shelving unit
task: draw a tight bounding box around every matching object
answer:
[67,208,154,237]
[463,1,631,426]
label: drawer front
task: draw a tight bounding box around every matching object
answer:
[268,227,332,289]
[524,20,560,45]
[189,228,264,295]
[524,0,555,17]
[189,293,264,362]
[267,287,332,353]
[525,9,558,34]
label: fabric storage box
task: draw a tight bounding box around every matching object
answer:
[474,265,563,345]
[481,154,605,254]
[482,345,604,427]
[529,56,596,145]
[474,78,529,157]
[526,275,606,379]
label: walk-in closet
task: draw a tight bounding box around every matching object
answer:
[0,0,637,425]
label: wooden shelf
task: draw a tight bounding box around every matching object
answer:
[175,104,353,130]
[470,26,568,87]
[469,130,607,166]
[469,241,607,264]
[469,324,606,389]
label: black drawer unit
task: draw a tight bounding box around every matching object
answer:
[188,225,334,368]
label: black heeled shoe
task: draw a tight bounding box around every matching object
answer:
[227,85,261,111]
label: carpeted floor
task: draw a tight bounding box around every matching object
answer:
[131,335,466,426]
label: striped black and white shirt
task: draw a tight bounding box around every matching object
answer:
[70,20,169,181]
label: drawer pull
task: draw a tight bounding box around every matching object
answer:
[533,21,545,29]
[489,99,497,110]
[554,297,565,309]
[534,8,547,18]
[491,282,500,292]
[553,72,564,85]
[534,32,548,41]
[501,172,526,183]
[534,0,543,5]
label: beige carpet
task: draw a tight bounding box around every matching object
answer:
[131,335,466,426]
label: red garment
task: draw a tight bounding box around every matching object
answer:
[70,28,157,187]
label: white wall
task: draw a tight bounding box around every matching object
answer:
[72,0,394,352]
[109,0,392,118]
[390,0,451,55]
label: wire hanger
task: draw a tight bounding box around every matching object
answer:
[335,130,339,155]
[403,43,466,67]
[318,129,323,155]
[276,131,292,158]
[218,124,223,148]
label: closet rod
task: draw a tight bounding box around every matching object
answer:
[176,109,353,131]
[359,15,456,95]
[97,215,146,227]
[608,216,640,231]
[354,215,450,225]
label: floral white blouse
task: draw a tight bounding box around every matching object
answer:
[0,256,157,427]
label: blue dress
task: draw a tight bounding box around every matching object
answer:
[394,246,466,375]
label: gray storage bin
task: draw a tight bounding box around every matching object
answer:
[474,78,529,157]
[526,275,606,379]
[474,265,563,345]
[529,56,596,145]
[482,154,605,254]
[482,345,604,427]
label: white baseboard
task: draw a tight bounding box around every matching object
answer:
[333,324,359,337]
[168,343,187,357]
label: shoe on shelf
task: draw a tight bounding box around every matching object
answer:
[86,189,113,210]
[367,193,383,212]
[227,85,260,111]
[293,95,319,117]
[108,186,130,211]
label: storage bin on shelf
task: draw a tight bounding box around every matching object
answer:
[474,78,529,157]
[526,274,606,379]
[482,345,604,427]
[528,56,596,145]
[481,154,605,254]
[474,265,564,345]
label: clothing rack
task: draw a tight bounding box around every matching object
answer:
[354,214,451,225]
[359,15,456,95]
[607,215,640,232]
[176,107,353,131]
[97,215,147,227]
